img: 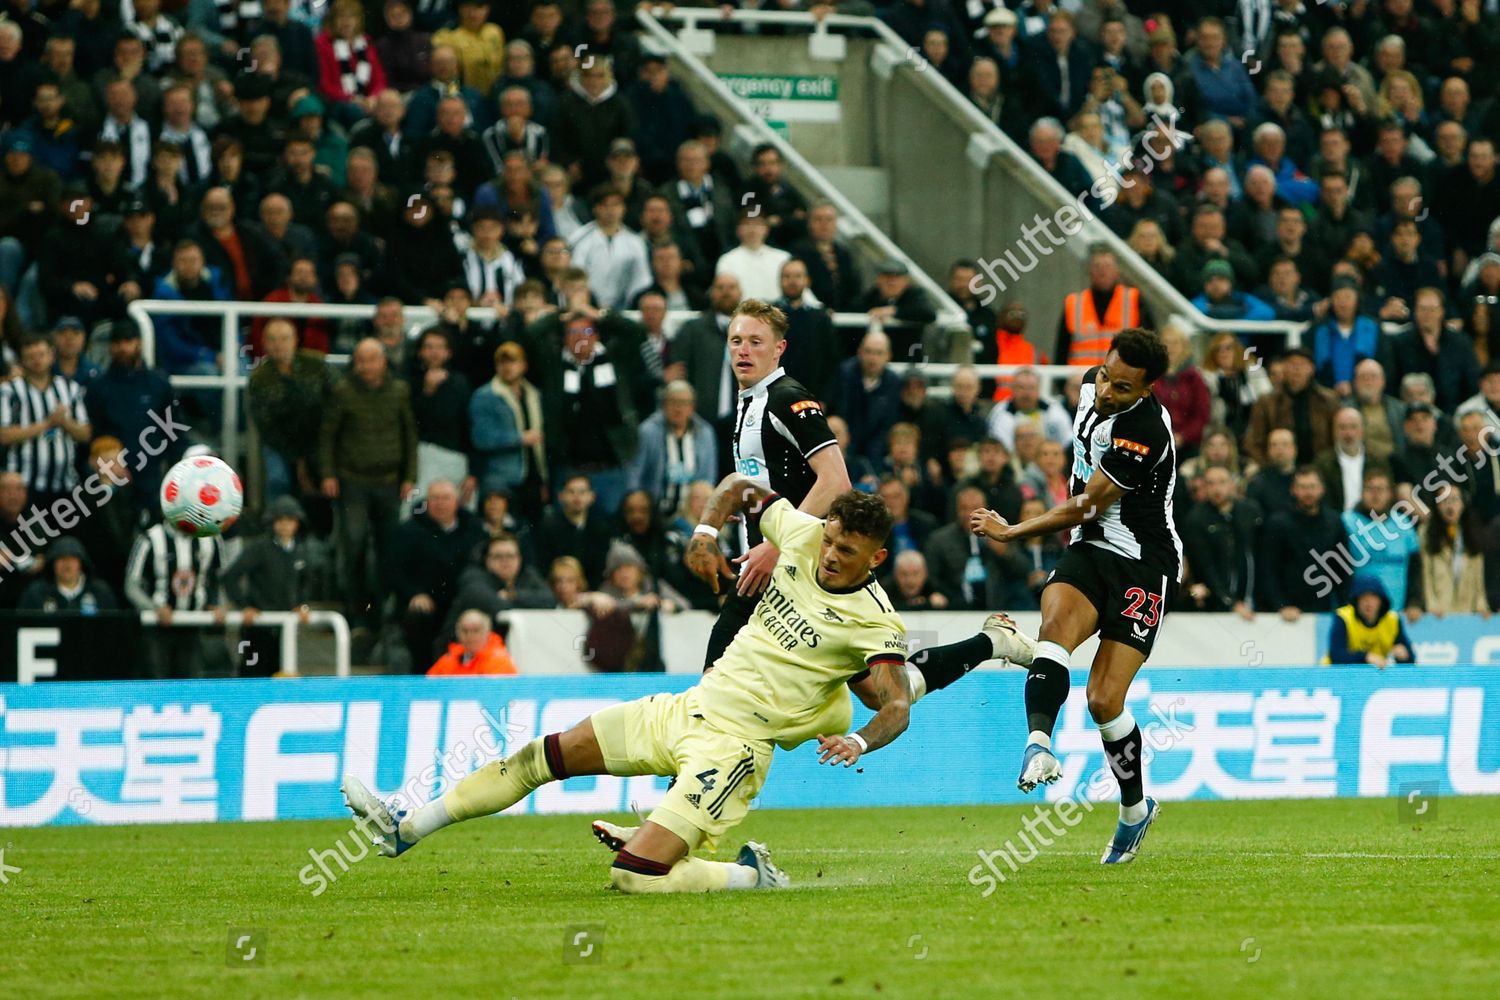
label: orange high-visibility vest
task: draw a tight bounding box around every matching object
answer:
[1064,285,1140,367]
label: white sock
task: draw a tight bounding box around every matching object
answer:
[1120,800,1148,824]
[401,798,454,843]
[904,663,928,703]
[1097,709,1137,742]
[725,862,759,889]
[1028,730,1051,751]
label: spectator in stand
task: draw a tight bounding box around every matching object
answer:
[409,326,475,507]
[1057,245,1146,368]
[627,380,717,519]
[963,435,1024,522]
[1200,331,1272,443]
[18,535,118,612]
[1185,15,1257,128]
[0,131,61,298]
[672,271,739,441]
[1244,347,1340,466]
[191,186,280,303]
[249,318,335,504]
[716,209,791,303]
[775,259,839,400]
[349,90,416,190]
[924,483,1030,610]
[1372,220,1442,310]
[381,193,464,307]
[319,338,417,638]
[1316,407,1404,513]
[482,86,550,169]
[1341,469,1420,611]
[1414,487,1491,617]
[536,474,615,592]
[254,193,320,277]
[388,477,487,671]
[934,366,990,459]
[1257,205,1331,295]
[967,56,1030,145]
[1175,204,1259,297]
[947,260,996,366]
[625,52,696,185]
[661,140,734,274]
[985,301,1047,400]
[319,198,384,292]
[1256,256,1319,326]
[857,260,935,358]
[1243,427,1295,520]
[543,314,640,513]
[1193,259,1275,323]
[0,472,43,609]
[552,57,636,194]
[1312,277,1386,396]
[792,201,860,312]
[829,329,901,467]
[0,334,89,512]
[428,607,519,675]
[1455,362,1500,440]
[49,318,99,391]
[985,366,1073,451]
[743,143,808,248]
[220,496,330,675]
[569,187,651,310]
[432,0,505,97]
[470,341,547,519]
[252,257,333,356]
[443,532,552,636]
[417,97,491,201]
[376,0,432,94]
[1350,359,1408,463]
[888,550,948,611]
[1153,322,1211,457]
[1258,465,1350,618]
[125,512,233,678]
[36,194,138,328]
[1325,574,1415,667]
[404,44,484,141]
[1398,400,1446,490]
[1181,464,1260,618]
[248,0,318,79]
[1434,137,1500,275]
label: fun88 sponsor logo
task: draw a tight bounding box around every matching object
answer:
[737,457,763,477]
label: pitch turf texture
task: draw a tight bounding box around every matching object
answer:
[4,797,1496,1000]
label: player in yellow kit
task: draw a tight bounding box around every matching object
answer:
[341,475,912,893]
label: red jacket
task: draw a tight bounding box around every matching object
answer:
[1153,364,1211,451]
[249,290,332,356]
[315,32,389,104]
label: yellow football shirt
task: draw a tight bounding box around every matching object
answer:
[696,497,908,750]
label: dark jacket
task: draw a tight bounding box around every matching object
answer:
[1258,502,1350,612]
[828,359,902,464]
[1388,327,1481,415]
[1242,382,1342,466]
[535,508,616,590]
[221,532,331,609]
[87,360,186,507]
[1182,497,1264,610]
[387,508,488,613]
[249,351,336,464]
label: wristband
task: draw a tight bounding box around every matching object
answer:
[693,524,719,539]
[847,732,868,753]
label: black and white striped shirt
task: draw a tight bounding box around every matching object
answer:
[0,374,89,496]
[732,367,838,550]
[460,247,526,306]
[126,522,226,611]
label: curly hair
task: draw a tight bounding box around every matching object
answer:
[827,490,894,543]
[1111,327,1169,383]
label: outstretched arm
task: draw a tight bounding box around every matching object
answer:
[971,468,1126,545]
[684,473,775,594]
[817,659,911,767]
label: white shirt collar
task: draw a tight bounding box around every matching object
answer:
[738,365,786,399]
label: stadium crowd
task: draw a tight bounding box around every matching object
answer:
[0,0,1498,676]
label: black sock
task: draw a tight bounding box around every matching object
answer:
[908,633,992,694]
[1101,725,1145,808]
[1024,656,1070,738]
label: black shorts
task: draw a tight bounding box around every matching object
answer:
[1043,544,1178,657]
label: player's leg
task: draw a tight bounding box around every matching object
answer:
[609,717,783,894]
[701,590,759,672]
[1017,579,1100,791]
[1088,639,1161,864]
[343,717,614,856]
[883,613,1038,706]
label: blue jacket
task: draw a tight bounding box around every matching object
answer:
[468,379,529,494]
[1248,154,1319,206]
[1340,507,1420,608]
[1187,52,1258,122]
[627,410,719,498]
[150,267,230,371]
[87,361,185,507]
[1192,290,1275,322]
[1312,315,1382,387]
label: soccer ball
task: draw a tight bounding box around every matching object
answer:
[161,455,244,537]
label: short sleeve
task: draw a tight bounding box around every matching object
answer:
[771,394,838,459]
[756,494,822,554]
[852,622,908,673]
[1097,413,1169,491]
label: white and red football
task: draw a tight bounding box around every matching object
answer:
[160,455,244,537]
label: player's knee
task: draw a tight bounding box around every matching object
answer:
[610,864,664,894]
[1087,693,1122,723]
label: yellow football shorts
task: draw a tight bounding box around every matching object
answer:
[590,688,773,851]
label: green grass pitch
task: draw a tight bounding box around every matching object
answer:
[4,796,1497,999]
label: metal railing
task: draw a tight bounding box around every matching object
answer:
[137,608,352,677]
[638,5,1308,351]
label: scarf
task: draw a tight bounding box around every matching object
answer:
[492,376,547,480]
[102,115,152,188]
[334,36,374,98]
[161,125,213,186]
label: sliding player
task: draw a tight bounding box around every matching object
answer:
[971,328,1178,864]
[344,477,913,893]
